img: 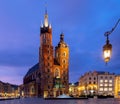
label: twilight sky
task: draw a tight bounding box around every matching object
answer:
[0,0,120,85]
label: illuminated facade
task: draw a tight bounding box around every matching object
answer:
[98,72,115,96]
[69,82,79,97]
[78,71,98,96]
[23,10,69,98]
[115,75,120,98]
[0,81,20,97]
[78,71,115,96]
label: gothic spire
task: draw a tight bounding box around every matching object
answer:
[44,9,49,27]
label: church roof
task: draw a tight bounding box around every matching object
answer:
[25,63,39,77]
[55,33,68,48]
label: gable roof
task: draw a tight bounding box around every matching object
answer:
[25,63,39,77]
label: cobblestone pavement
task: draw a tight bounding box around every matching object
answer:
[0,98,120,104]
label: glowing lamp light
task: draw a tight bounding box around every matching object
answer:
[102,19,120,64]
[103,40,112,63]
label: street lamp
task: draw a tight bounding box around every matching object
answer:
[103,34,112,63]
[103,19,120,64]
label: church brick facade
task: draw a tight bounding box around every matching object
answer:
[23,10,69,98]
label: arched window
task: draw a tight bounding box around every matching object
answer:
[43,34,46,43]
[48,63,50,66]
[63,59,66,64]
[63,51,66,56]
[48,69,50,72]
[48,50,50,54]
[47,56,50,60]
[55,68,60,78]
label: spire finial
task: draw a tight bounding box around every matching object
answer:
[60,33,64,42]
[44,4,49,27]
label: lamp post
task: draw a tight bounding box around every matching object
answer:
[103,19,120,64]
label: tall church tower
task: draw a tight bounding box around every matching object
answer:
[54,33,69,95]
[39,10,54,97]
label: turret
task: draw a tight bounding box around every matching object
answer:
[55,33,69,65]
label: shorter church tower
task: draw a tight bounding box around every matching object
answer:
[53,33,69,96]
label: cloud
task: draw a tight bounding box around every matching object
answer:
[0,0,120,84]
[0,65,28,85]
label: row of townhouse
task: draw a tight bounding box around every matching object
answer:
[0,81,20,97]
[69,71,120,98]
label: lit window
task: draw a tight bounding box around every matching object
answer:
[100,84,103,86]
[104,88,108,91]
[100,80,103,83]
[105,80,108,82]
[104,84,108,86]
[99,88,103,91]
[109,80,112,83]
[55,68,60,78]
[109,88,112,91]
[109,84,112,86]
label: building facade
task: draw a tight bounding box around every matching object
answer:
[23,11,69,98]
[78,71,115,96]
[78,71,98,96]
[97,72,115,96]
[0,81,19,97]
[115,75,120,98]
[69,82,79,97]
